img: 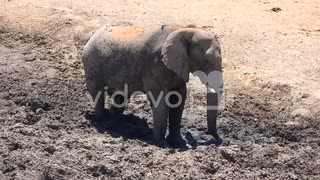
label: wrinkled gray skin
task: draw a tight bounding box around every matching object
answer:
[82,25,223,146]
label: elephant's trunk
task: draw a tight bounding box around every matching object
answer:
[193,69,223,140]
[206,86,221,139]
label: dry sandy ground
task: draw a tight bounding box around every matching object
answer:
[0,0,319,179]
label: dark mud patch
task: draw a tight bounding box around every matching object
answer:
[0,27,319,179]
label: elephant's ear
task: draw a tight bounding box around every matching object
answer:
[161,29,194,82]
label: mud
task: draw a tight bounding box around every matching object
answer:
[0,24,319,179]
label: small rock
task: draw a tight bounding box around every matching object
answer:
[88,165,111,177]
[220,149,236,162]
[291,108,313,119]
[44,146,56,155]
[24,113,41,125]
[47,122,61,130]
[30,100,49,112]
[41,166,66,180]
[2,160,15,173]
[146,161,153,167]
[260,171,268,178]
[288,172,298,180]
[271,7,282,12]
[301,93,310,98]
[14,98,28,106]
[219,146,239,163]
[269,137,277,143]
[24,54,36,62]
[285,120,300,126]
[7,141,22,151]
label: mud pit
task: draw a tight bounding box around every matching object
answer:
[1,0,320,179]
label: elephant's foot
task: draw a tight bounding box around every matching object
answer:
[206,129,220,139]
[153,129,167,147]
[206,130,223,145]
[152,135,166,148]
[153,139,166,148]
[166,133,186,147]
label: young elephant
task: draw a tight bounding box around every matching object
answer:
[82,24,223,146]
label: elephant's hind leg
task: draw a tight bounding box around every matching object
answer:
[87,82,105,121]
[93,89,106,121]
[84,65,106,121]
[143,77,169,146]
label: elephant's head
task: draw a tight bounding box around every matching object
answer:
[161,27,223,140]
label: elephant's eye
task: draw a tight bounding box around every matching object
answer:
[199,47,206,53]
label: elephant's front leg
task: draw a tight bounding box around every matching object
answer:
[149,92,169,145]
[166,85,187,147]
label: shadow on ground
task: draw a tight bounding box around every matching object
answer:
[85,110,222,149]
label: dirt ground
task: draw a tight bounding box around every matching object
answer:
[0,0,319,179]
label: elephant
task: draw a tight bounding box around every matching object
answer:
[82,24,223,146]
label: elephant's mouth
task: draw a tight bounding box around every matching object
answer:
[206,85,222,111]
[206,85,223,94]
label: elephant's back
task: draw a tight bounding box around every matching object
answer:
[92,25,149,47]
[83,25,151,59]
[104,26,146,42]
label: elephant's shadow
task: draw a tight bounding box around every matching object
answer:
[85,110,154,143]
[85,110,222,149]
